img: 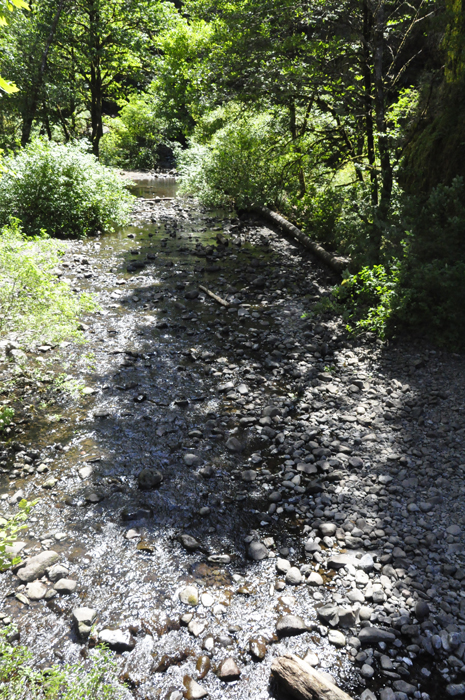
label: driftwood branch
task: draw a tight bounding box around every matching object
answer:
[271,653,355,700]
[252,205,350,274]
[199,285,230,308]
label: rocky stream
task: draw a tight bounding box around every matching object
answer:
[1,175,465,700]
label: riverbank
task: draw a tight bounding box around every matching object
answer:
[1,180,464,700]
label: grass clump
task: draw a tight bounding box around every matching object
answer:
[0,139,134,238]
[0,219,97,343]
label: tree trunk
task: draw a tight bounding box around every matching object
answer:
[362,0,377,205]
[271,653,355,700]
[289,101,307,197]
[373,0,392,225]
[21,0,66,146]
[89,3,103,157]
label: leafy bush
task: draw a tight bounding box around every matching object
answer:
[100,93,175,170]
[330,178,465,347]
[178,108,299,209]
[0,499,35,571]
[0,139,134,238]
[0,631,129,700]
[334,264,401,339]
[0,220,97,342]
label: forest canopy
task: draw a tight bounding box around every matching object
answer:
[0,0,464,346]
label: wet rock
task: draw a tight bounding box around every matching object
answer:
[138,469,163,489]
[196,655,211,680]
[180,534,201,551]
[183,676,208,699]
[358,627,395,645]
[179,586,199,606]
[98,628,136,652]
[249,638,267,661]
[276,614,307,637]
[54,578,77,594]
[201,592,214,607]
[72,607,97,638]
[217,657,241,681]
[17,551,59,582]
[46,563,69,582]
[122,635,156,686]
[188,619,206,637]
[25,580,47,600]
[447,684,465,697]
[248,541,269,561]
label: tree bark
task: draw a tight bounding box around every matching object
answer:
[21,0,67,146]
[89,2,103,157]
[271,653,355,700]
[362,0,377,205]
[373,0,392,224]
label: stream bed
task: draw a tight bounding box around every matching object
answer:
[1,177,464,700]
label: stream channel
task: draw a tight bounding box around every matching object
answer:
[0,176,446,700]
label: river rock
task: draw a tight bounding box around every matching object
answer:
[307,571,324,586]
[47,563,69,582]
[319,523,337,536]
[415,600,430,621]
[358,626,396,645]
[225,436,244,453]
[98,628,136,652]
[25,580,47,600]
[179,586,199,606]
[54,578,77,594]
[196,655,211,680]
[17,551,60,582]
[72,607,97,638]
[328,630,346,647]
[217,657,241,681]
[183,676,208,699]
[249,638,267,661]
[276,614,307,637]
[248,541,269,561]
[327,554,352,570]
[138,469,163,489]
[285,567,303,585]
[180,533,201,551]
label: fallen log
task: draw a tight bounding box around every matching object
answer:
[198,285,230,308]
[252,205,350,274]
[271,653,355,700]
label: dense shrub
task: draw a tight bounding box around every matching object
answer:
[0,139,134,238]
[178,108,301,209]
[0,219,96,342]
[100,93,175,170]
[330,178,465,347]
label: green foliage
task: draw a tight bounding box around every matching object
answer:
[179,107,302,208]
[0,405,14,431]
[335,264,401,339]
[0,219,97,342]
[0,631,128,699]
[0,139,134,238]
[0,498,36,571]
[100,93,174,170]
